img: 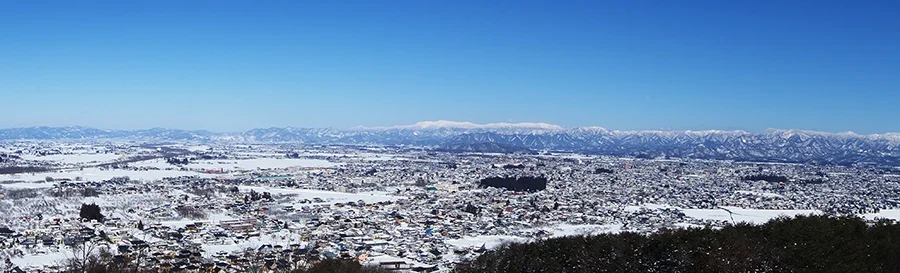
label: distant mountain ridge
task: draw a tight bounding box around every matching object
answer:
[2,122,899,165]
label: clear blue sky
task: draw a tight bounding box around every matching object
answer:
[1,0,898,133]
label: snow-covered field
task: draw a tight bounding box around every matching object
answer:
[157,213,238,228]
[0,193,169,232]
[200,231,306,258]
[238,186,403,204]
[862,210,900,221]
[535,223,625,237]
[127,158,175,169]
[735,190,785,198]
[187,158,338,170]
[10,249,73,269]
[445,235,528,249]
[21,153,123,164]
[0,181,56,189]
[0,168,220,183]
[680,207,821,224]
[299,152,439,162]
[623,203,675,212]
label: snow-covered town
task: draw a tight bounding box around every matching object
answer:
[2,141,900,272]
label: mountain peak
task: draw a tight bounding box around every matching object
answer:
[1,125,899,165]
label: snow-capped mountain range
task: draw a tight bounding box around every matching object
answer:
[364,120,565,131]
[2,122,899,165]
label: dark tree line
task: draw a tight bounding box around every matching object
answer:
[175,205,208,220]
[58,250,389,273]
[464,203,481,215]
[0,166,50,175]
[742,174,790,183]
[0,227,14,234]
[288,259,391,273]
[801,178,827,184]
[455,215,900,273]
[0,153,20,162]
[245,189,273,202]
[479,176,548,192]
[165,157,190,165]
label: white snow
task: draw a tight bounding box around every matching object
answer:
[238,186,403,204]
[0,181,56,189]
[0,168,220,182]
[372,120,564,131]
[200,230,306,257]
[623,203,676,212]
[862,210,900,221]
[11,249,73,268]
[157,213,238,228]
[445,235,528,249]
[534,223,624,237]
[735,190,785,198]
[10,243,114,269]
[680,206,821,224]
[128,159,175,169]
[22,153,124,164]
[187,158,338,170]
[186,145,211,152]
[673,223,706,229]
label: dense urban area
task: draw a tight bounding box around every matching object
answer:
[2,140,900,272]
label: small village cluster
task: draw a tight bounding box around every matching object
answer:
[2,141,900,272]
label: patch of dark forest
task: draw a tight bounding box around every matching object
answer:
[456,215,900,273]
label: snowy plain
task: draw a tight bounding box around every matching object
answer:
[238,186,403,205]
[862,209,900,221]
[20,153,123,164]
[680,206,821,224]
[186,158,339,170]
[0,168,221,184]
[445,235,528,249]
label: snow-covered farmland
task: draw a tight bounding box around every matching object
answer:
[10,248,74,269]
[445,235,528,249]
[186,158,339,170]
[0,168,220,183]
[862,209,900,221]
[0,181,57,189]
[535,223,625,238]
[200,230,306,258]
[680,207,822,224]
[735,190,785,198]
[21,153,124,164]
[0,193,170,231]
[238,186,403,205]
[157,213,238,229]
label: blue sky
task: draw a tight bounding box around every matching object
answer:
[1,0,898,133]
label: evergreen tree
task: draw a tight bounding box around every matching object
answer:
[79,203,104,222]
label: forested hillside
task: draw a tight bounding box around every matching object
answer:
[455,215,900,273]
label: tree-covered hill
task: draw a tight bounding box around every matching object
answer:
[455,215,900,273]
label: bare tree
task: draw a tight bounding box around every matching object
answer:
[175,205,208,220]
[67,239,101,273]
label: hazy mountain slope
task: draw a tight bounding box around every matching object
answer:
[1,122,898,165]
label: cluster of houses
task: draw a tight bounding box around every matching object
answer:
[2,143,900,272]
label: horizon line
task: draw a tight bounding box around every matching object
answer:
[1,121,899,136]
